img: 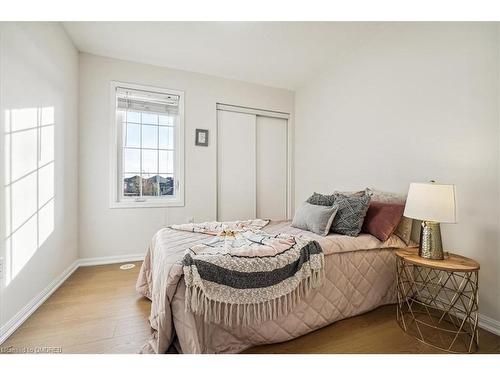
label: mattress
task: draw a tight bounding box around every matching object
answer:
[136,220,407,353]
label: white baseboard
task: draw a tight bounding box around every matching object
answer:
[77,253,145,267]
[425,298,500,338]
[479,313,500,337]
[454,310,500,337]
[0,253,145,345]
[0,260,79,345]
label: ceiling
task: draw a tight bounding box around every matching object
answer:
[63,22,384,90]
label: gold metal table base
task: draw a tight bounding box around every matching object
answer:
[396,256,479,353]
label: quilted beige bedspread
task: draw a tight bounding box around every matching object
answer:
[136,221,406,354]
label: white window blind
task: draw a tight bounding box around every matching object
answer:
[116,87,180,115]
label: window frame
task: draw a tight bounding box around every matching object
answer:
[109,81,185,208]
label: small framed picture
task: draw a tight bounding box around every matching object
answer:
[195,129,209,146]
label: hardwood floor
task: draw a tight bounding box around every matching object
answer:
[1,262,151,354]
[1,262,500,354]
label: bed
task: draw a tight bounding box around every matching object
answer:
[136,220,412,354]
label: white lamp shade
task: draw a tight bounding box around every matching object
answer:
[404,182,457,223]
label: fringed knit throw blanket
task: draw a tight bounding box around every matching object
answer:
[172,220,325,326]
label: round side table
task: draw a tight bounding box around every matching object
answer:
[395,248,480,353]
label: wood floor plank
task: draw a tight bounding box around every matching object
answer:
[1,261,499,354]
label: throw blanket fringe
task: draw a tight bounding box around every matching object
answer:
[184,265,324,326]
[177,220,325,326]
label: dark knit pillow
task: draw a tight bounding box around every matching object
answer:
[306,192,336,206]
[330,192,371,236]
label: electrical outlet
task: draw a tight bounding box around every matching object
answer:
[187,216,194,224]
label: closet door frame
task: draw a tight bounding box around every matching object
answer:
[216,103,292,221]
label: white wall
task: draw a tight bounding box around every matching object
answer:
[0,23,79,329]
[78,53,294,259]
[295,22,500,321]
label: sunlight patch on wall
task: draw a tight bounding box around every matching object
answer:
[4,106,55,285]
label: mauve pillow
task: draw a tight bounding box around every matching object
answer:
[362,201,405,241]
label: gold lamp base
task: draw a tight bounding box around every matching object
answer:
[418,221,444,260]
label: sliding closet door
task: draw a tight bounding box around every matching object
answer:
[256,116,288,220]
[217,110,256,221]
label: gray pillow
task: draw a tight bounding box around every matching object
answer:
[292,202,338,236]
[306,192,336,206]
[330,192,371,236]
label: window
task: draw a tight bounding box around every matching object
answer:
[110,82,184,208]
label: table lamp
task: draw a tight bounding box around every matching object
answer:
[404,181,457,260]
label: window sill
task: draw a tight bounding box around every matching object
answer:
[109,199,185,209]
